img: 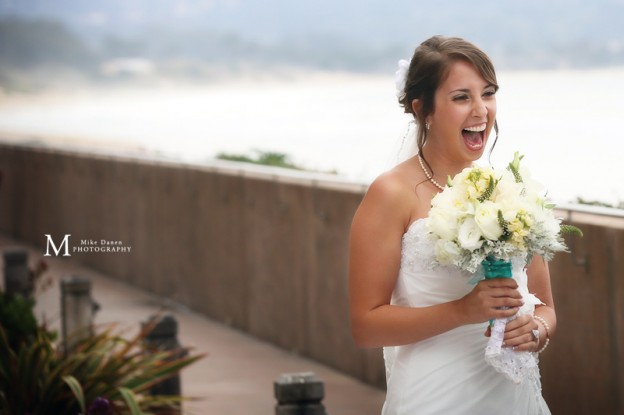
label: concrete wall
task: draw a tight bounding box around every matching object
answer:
[0,142,622,414]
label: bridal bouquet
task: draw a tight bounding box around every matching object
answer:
[428,152,578,273]
[427,152,580,383]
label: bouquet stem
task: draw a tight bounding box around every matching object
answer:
[482,255,512,327]
[482,256,515,360]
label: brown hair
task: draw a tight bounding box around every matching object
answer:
[398,36,499,172]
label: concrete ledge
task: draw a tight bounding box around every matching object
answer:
[0,135,369,194]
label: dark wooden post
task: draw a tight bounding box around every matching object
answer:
[274,372,327,414]
[143,314,186,415]
[3,249,32,298]
[61,276,99,351]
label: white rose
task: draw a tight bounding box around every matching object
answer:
[428,208,458,241]
[447,168,474,199]
[429,187,467,240]
[430,185,454,208]
[434,239,461,265]
[474,200,504,241]
[432,186,474,216]
[457,217,484,250]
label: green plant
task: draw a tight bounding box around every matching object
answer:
[217,150,304,170]
[575,197,624,210]
[0,292,205,415]
[0,291,39,349]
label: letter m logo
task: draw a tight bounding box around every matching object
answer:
[44,234,71,256]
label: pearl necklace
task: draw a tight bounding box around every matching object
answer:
[418,155,445,191]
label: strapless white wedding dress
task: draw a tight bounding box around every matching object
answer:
[381,218,551,415]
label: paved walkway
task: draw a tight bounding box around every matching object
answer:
[1,235,385,415]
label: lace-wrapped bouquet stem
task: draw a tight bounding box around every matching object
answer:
[480,255,541,383]
[426,152,582,383]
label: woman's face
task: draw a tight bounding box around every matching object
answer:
[427,59,497,163]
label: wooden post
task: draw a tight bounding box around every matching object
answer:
[3,249,32,298]
[143,314,185,415]
[61,276,98,351]
[274,372,327,415]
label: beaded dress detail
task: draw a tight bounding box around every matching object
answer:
[381,218,551,415]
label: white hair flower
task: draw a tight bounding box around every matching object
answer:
[394,59,411,98]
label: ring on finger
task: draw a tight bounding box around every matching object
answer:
[531,329,540,343]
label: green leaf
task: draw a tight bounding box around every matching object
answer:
[0,308,203,415]
[446,175,453,187]
[124,352,204,392]
[118,387,144,415]
[561,224,583,237]
[63,375,86,414]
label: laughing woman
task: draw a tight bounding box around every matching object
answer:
[348,36,553,415]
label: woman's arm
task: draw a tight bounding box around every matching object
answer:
[349,174,523,348]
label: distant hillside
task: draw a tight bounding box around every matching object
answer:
[1,0,623,89]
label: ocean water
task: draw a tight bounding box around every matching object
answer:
[0,68,622,204]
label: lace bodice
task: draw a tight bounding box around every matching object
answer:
[394,218,474,308]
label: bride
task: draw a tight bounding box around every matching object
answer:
[348,36,554,414]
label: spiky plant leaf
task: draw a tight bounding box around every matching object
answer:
[63,375,86,414]
[478,176,496,202]
[497,210,511,241]
[118,387,144,415]
[561,224,583,237]
[0,293,204,414]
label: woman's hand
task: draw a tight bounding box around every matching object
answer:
[498,314,540,352]
[458,277,523,324]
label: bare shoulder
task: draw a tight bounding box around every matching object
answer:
[367,169,411,206]
[354,161,428,233]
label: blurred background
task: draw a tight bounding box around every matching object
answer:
[1,2,623,414]
[0,0,623,205]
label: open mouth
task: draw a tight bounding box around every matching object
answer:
[462,123,486,151]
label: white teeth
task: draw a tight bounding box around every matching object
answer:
[463,123,486,132]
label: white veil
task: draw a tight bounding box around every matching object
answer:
[385,118,419,170]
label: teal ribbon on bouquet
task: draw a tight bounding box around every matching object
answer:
[481,255,512,326]
[481,255,512,279]
[467,255,513,285]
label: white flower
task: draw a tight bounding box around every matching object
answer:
[474,200,504,240]
[494,170,523,200]
[457,217,484,250]
[429,186,471,240]
[394,59,410,98]
[428,206,458,241]
[434,239,461,265]
[530,203,561,237]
